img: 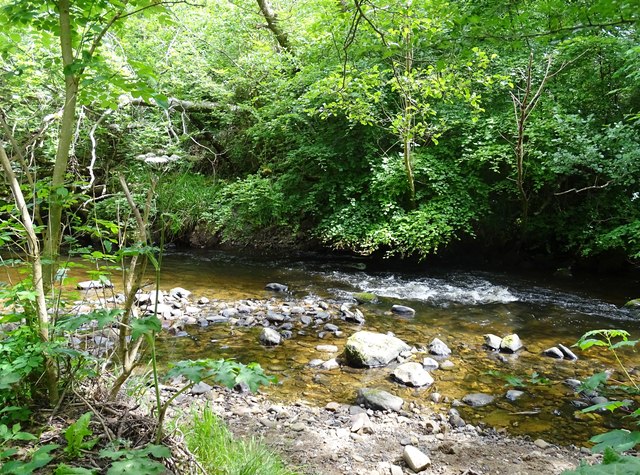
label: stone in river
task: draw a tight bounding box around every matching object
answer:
[170,287,191,299]
[462,393,495,407]
[393,362,434,387]
[316,344,339,353]
[300,315,313,326]
[356,388,404,412]
[483,334,502,351]
[324,323,340,332]
[345,331,410,367]
[505,390,525,401]
[544,347,564,359]
[77,280,113,290]
[259,327,282,346]
[423,357,439,370]
[558,343,578,360]
[500,334,523,353]
[221,308,239,318]
[403,445,431,472]
[391,304,416,317]
[265,282,288,292]
[321,358,339,370]
[428,337,451,357]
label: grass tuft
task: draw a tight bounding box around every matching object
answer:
[184,404,300,475]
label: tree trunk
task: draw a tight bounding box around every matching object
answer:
[43,0,79,288]
[0,145,59,404]
[256,0,292,53]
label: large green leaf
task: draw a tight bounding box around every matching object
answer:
[591,430,640,453]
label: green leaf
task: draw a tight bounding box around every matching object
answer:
[582,400,630,413]
[106,458,167,474]
[131,316,161,341]
[54,465,97,474]
[590,429,640,453]
[0,373,21,390]
[579,372,609,393]
[562,448,640,474]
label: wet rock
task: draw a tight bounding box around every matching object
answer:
[206,315,228,324]
[316,344,339,353]
[265,283,288,292]
[77,280,113,290]
[391,305,416,317]
[448,409,466,428]
[170,287,191,299]
[300,315,313,326]
[403,445,431,472]
[280,330,293,339]
[197,297,210,304]
[430,392,442,403]
[423,357,439,370]
[356,388,404,412]
[564,379,582,391]
[353,292,378,304]
[462,393,495,407]
[439,360,455,370]
[393,362,434,387]
[506,390,525,401]
[320,358,340,370]
[324,323,340,332]
[220,308,238,318]
[558,343,578,360]
[341,304,366,324]
[483,334,502,351]
[500,334,523,353]
[308,359,324,367]
[544,347,564,359]
[259,327,282,346]
[428,338,451,357]
[345,331,410,367]
[289,306,305,315]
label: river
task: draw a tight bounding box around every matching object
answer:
[149,250,640,447]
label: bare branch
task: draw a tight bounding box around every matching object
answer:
[554,181,612,196]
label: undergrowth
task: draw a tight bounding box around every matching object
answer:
[183,404,299,475]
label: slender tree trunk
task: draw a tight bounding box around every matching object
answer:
[256,0,292,53]
[0,145,59,404]
[43,0,79,287]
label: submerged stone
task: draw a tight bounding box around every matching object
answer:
[353,292,379,304]
[462,393,495,407]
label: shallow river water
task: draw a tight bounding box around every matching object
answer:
[148,250,640,447]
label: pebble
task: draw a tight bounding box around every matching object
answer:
[316,344,339,353]
[403,445,431,472]
[290,422,306,432]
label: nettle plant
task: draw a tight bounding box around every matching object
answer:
[562,329,640,475]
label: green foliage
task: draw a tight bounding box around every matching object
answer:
[183,405,299,475]
[165,359,276,393]
[487,370,551,388]
[562,447,640,474]
[63,413,97,459]
[99,444,170,475]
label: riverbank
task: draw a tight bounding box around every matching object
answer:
[167,383,588,474]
